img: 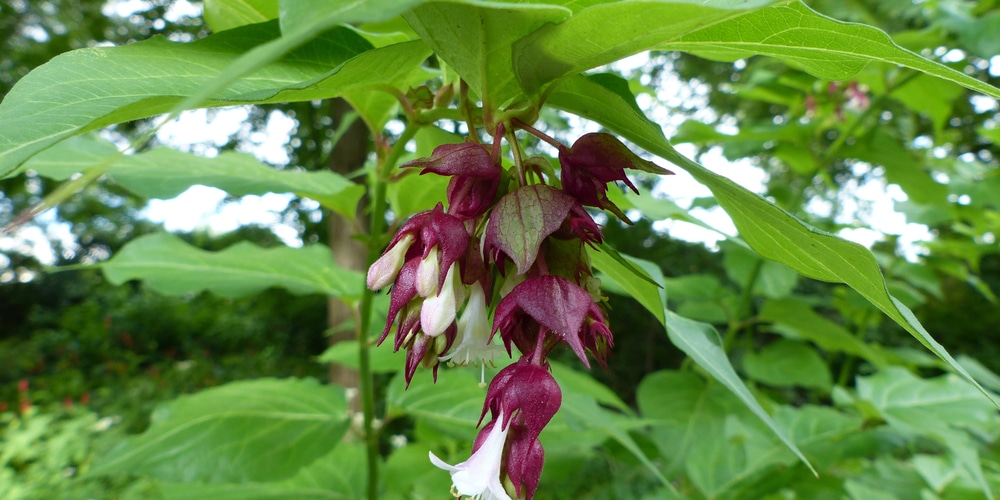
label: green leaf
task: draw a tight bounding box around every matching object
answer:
[387,365,487,432]
[660,2,1000,100]
[589,246,665,324]
[98,233,364,299]
[0,23,431,177]
[91,378,350,483]
[664,310,816,476]
[759,299,888,367]
[204,0,278,32]
[158,443,366,499]
[405,2,570,111]
[0,22,368,175]
[743,340,832,391]
[514,0,782,97]
[550,53,997,409]
[856,368,997,500]
[318,340,403,374]
[549,361,631,414]
[547,73,669,159]
[279,0,425,36]
[721,240,798,300]
[16,134,365,218]
[637,370,750,476]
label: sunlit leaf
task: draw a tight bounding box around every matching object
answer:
[98,233,364,299]
[550,53,997,409]
[16,134,365,218]
[406,2,570,111]
[660,2,1000,101]
[0,25,431,176]
[514,0,782,97]
[204,0,278,32]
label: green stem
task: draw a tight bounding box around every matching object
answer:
[505,126,528,186]
[358,124,419,500]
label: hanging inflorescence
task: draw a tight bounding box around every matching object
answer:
[367,120,670,500]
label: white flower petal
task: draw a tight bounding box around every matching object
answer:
[441,282,505,366]
[429,411,513,500]
[421,264,458,336]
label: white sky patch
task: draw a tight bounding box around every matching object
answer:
[0,210,77,267]
[137,106,302,246]
[156,107,250,155]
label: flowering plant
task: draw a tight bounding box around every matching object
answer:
[368,124,670,497]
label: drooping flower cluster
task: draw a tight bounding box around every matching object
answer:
[367,127,670,499]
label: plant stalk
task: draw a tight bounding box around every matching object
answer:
[357,124,419,500]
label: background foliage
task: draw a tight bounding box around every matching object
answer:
[2,0,1000,499]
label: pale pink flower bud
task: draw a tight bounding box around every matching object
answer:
[366,234,414,291]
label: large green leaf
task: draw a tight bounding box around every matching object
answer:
[158,444,366,500]
[513,0,782,97]
[660,2,1000,101]
[0,22,432,176]
[664,310,816,476]
[156,444,367,499]
[743,340,832,391]
[405,2,570,112]
[279,0,425,36]
[204,0,278,32]
[14,134,365,218]
[91,378,350,483]
[759,299,888,368]
[0,22,360,175]
[549,54,996,409]
[98,233,364,299]
[856,368,997,499]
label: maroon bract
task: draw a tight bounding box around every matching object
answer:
[492,275,613,369]
[559,132,671,221]
[403,142,501,219]
[483,184,577,275]
[469,359,561,500]
[480,359,561,441]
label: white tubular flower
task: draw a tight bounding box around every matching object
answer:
[441,282,504,367]
[416,245,441,297]
[421,263,458,337]
[429,411,512,500]
[366,234,414,291]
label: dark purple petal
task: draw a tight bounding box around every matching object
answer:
[481,359,561,441]
[402,142,499,179]
[421,205,470,291]
[379,259,421,345]
[506,424,545,500]
[447,174,500,219]
[512,276,593,366]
